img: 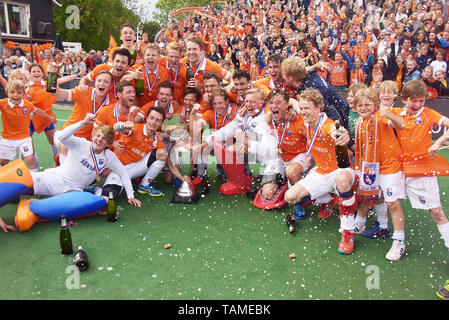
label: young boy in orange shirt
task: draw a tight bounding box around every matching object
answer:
[393,79,449,261]
[0,80,56,171]
[352,87,406,257]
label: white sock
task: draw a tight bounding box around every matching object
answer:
[33,153,39,168]
[141,160,166,187]
[50,144,59,156]
[437,223,449,249]
[375,203,389,229]
[354,215,366,229]
[340,215,355,232]
[392,230,405,241]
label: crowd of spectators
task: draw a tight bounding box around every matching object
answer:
[153,0,449,98]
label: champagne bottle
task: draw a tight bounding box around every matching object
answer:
[106,191,117,222]
[74,246,89,271]
[46,72,58,93]
[186,61,194,87]
[334,120,351,168]
[60,215,73,255]
[135,78,144,97]
[131,50,137,64]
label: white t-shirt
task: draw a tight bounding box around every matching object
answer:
[33,122,134,198]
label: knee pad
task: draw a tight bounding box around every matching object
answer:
[253,183,288,210]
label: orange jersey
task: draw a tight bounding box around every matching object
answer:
[200,103,238,130]
[0,99,36,140]
[356,110,403,175]
[95,103,130,141]
[396,107,445,157]
[86,64,119,102]
[59,87,111,140]
[306,115,339,174]
[179,57,230,94]
[138,100,175,121]
[132,63,170,107]
[27,81,58,133]
[270,116,308,163]
[378,109,403,174]
[115,123,165,165]
[159,56,187,104]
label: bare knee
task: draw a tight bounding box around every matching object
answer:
[430,207,449,225]
[262,183,278,200]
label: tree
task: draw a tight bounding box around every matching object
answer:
[142,21,162,42]
[53,0,141,51]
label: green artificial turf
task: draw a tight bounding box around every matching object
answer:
[0,107,448,300]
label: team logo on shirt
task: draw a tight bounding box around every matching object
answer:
[414,116,422,125]
[286,130,291,136]
[363,164,377,186]
[419,196,426,204]
[99,159,104,166]
[22,107,27,114]
[23,146,29,153]
[386,188,393,197]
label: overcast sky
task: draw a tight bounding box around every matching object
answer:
[134,0,159,21]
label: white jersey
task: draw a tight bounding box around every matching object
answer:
[205,109,278,161]
[32,122,135,199]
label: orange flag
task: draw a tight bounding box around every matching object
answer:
[109,35,117,50]
[401,153,449,177]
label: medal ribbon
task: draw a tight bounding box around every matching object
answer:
[91,89,109,115]
[306,113,326,158]
[144,65,158,92]
[89,146,107,175]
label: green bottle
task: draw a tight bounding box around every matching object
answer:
[135,79,144,97]
[334,120,351,168]
[131,50,137,64]
[60,215,73,255]
[46,72,58,93]
[186,61,194,86]
[106,191,117,222]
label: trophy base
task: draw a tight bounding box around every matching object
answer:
[171,191,200,205]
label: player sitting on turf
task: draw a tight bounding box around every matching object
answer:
[30,113,141,207]
[284,89,357,255]
[98,106,189,199]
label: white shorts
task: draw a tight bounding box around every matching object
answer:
[379,171,406,203]
[405,176,442,210]
[0,137,34,160]
[31,168,82,196]
[283,153,309,170]
[104,151,154,186]
[298,166,356,201]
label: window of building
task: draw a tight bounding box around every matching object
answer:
[0,1,30,37]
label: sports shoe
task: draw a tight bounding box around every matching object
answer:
[385,239,406,261]
[83,184,98,194]
[286,213,296,233]
[294,203,306,220]
[363,221,391,239]
[217,165,227,181]
[436,280,449,300]
[192,175,210,194]
[338,230,355,254]
[317,194,338,219]
[137,184,164,197]
[353,224,366,234]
